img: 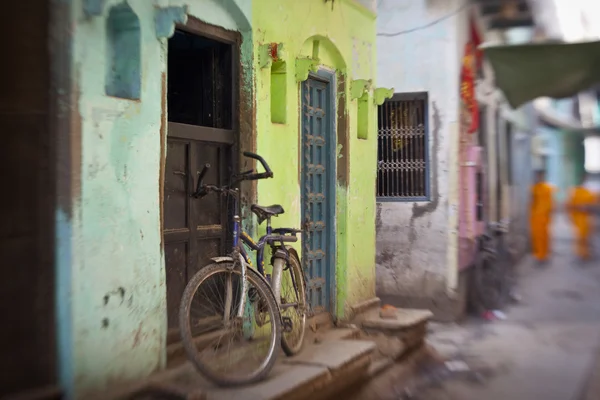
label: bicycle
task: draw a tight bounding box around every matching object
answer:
[179,151,307,386]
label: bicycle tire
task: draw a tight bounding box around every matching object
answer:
[280,250,307,356]
[179,262,282,386]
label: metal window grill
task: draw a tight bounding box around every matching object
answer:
[377,94,428,200]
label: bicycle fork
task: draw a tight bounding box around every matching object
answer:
[271,251,286,307]
[272,248,298,333]
[223,252,248,324]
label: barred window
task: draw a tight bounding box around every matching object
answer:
[377,93,429,201]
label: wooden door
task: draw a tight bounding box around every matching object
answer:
[301,72,336,315]
[164,24,237,337]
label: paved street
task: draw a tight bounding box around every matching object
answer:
[414,214,600,400]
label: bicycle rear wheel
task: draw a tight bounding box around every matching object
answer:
[179,262,281,386]
[280,251,307,356]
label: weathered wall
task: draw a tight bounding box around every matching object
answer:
[376,0,467,301]
[58,1,251,397]
[252,0,378,318]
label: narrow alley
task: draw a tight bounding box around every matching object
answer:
[357,214,600,400]
[5,1,600,399]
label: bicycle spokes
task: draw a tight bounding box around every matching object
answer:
[184,267,278,381]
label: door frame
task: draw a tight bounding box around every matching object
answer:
[300,68,337,316]
[162,17,241,346]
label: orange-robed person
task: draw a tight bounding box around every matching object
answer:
[565,173,597,260]
[530,170,555,262]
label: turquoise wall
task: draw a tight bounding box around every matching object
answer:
[59,0,251,397]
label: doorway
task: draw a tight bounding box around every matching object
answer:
[300,72,336,315]
[163,20,238,345]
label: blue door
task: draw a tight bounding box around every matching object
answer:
[301,72,336,315]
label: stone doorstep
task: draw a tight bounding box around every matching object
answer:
[100,307,432,400]
[349,297,381,318]
[105,338,376,400]
[360,308,434,332]
[336,345,440,400]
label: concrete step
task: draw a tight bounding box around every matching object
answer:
[360,308,433,333]
[349,297,381,319]
[168,313,337,370]
[309,327,361,344]
[102,338,376,400]
[347,306,434,377]
[100,307,433,400]
[334,345,441,400]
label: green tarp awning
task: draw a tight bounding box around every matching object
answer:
[482,40,600,109]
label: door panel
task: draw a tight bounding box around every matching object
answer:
[163,137,231,330]
[164,141,189,230]
[301,75,335,315]
[164,242,188,328]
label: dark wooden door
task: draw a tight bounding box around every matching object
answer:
[163,135,232,330]
[164,26,237,337]
[301,73,336,315]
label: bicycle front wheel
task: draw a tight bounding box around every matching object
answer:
[280,251,307,356]
[179,262,282,386]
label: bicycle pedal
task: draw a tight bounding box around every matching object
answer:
[282,316,293,333]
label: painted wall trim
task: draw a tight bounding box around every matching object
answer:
[296,58,319,82]
[350,79,371,100]
[258,42,285,69]
[154,6,188,39]
[373,87,393,105]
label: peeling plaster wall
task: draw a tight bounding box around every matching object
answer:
[376,0,468,300]
[252,0,377,318]
[61,0,251,397]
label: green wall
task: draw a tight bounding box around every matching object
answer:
[252,0,378,318]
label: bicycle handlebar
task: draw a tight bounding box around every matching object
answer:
[191,153,274,199]
[243,151,273,179]
[194,163,211,196]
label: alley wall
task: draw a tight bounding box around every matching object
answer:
[375,0,469,305]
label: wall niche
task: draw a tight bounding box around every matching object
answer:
[105,2,141,100]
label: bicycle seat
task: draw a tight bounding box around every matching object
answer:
[251,204,284,224]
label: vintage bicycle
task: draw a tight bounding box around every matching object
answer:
[179,151,307,386]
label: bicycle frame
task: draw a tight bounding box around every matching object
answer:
[230,194,299,316]
[191,151,299,321]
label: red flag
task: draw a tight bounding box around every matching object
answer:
[461,14,482,134]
